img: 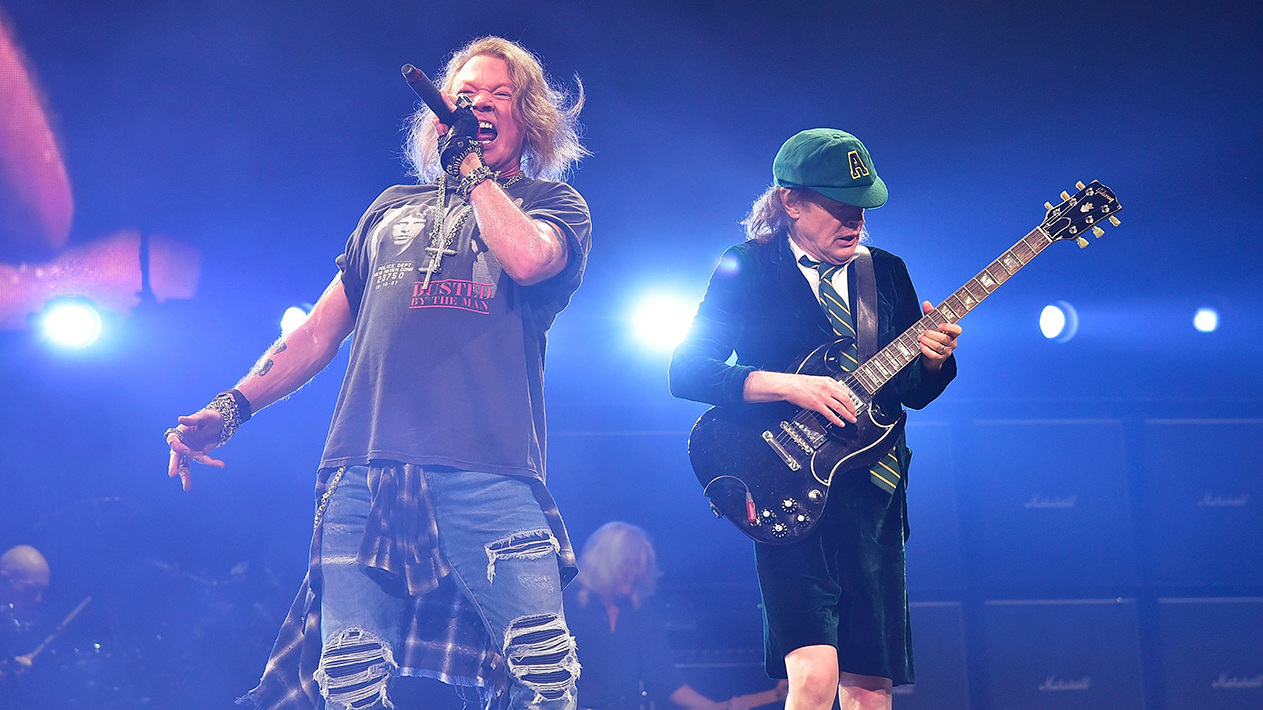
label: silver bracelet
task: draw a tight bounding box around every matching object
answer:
[458,164,498,200]
[205,392,244,445]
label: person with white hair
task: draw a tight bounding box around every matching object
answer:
[567,523,783,710]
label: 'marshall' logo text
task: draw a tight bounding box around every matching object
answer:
[1212,673,1263,689]
[1025,494,1077,509]
[1039,676,1091,691]
[1198,493,1250,508]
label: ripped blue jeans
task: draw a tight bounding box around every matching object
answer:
[318,465,577,710]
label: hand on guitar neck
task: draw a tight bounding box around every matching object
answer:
[916,300,960,373]
[668,678,787,710]
[717,679,790,709]
[688,180,1122,545]
[742,300,958,427]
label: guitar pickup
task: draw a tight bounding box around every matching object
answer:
[761,430,802,471]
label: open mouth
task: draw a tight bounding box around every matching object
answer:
[477,121,497,144]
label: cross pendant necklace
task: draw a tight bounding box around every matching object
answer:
[420,242,457,290]
[419,174,470,290]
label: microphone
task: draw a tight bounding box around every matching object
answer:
[401,64,454,124]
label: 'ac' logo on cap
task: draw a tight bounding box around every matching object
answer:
[848,150,870,180]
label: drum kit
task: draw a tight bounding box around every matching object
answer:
[2,496,291,709]
[1,596,139,708]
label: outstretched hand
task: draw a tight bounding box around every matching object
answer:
[165,408,227,491]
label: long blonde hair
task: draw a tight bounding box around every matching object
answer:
[575,522,659,609]
[403,36,587,182]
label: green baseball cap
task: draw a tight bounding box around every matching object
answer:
[772,128,887,208]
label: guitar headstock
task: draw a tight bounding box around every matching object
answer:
[1041,180,1122,248]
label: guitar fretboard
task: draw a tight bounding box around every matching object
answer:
[850,225,1055,396]
[774,180,1117,469]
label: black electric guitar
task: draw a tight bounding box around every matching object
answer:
[688,181,1122,544]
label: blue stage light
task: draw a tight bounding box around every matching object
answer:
[1039,301,1078,343]
[1193,307,1219,333]
[280,305,311,336]
[631,294,696,351]
[39,298,102,348]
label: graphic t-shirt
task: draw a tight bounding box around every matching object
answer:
[320,177,591,480]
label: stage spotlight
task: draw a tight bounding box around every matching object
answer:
[631,294,696,351]
[1039,301,1078,343]
[280,305,311,336]
[39,298,102,349]
[1193,307,1219,333]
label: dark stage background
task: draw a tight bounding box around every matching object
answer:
[1,1,1260,708]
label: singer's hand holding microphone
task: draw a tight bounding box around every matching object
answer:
[400,63,486,179]
[437,96,482,178]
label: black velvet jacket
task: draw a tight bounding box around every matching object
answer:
[669,235,956,446]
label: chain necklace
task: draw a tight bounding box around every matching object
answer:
[419,173,467,290]
[419,170,525,290]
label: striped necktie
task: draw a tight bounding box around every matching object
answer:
[800,255,901,495]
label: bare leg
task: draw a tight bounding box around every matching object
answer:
[837,671,892,710]
[784,645,839,710]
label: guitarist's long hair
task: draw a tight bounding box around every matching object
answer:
[743,186,808,243]
[744,186,875,245]
[574,522,659,610]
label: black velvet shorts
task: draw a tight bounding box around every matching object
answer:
[754,467,913,685]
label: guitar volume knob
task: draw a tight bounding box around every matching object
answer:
[781,498,798,512]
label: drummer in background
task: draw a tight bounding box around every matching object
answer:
[0,545,51,677]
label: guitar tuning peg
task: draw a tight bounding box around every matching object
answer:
[1076,237,1089,248]
[1109,215,1121,227]
[1092,225,1105,238]
[1044,201,1054,210]
[1076,181,1086,190]
[1061,191,1071,200]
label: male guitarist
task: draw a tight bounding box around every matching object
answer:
[669,129,961,710]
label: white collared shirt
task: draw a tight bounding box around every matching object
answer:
[787,234,869,309]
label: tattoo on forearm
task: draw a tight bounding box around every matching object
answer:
[246,338,286,378]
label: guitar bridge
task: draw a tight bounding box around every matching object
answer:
[779,421,816,453]
[761,430,801,471]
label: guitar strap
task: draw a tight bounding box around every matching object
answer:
[852,249,878,362]
[852,249,905,498]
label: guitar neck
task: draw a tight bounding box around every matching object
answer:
[851,225,1056,396]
